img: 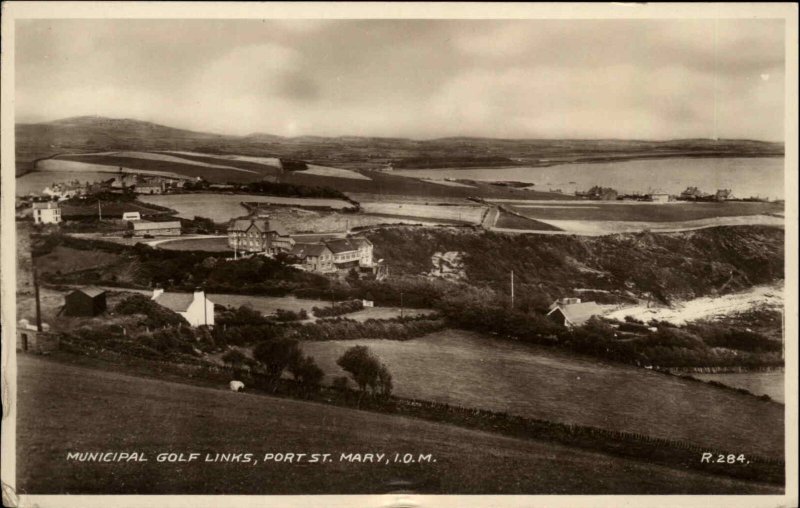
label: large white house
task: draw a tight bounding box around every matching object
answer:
[32,201,62,224]
[152,288,215,327]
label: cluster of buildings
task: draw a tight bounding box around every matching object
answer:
[111,173,187,194]
[226,215,374,274]
[678,187,733,202]
[58,287,214,328]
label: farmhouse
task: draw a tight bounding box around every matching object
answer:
[227,217,294,255]
[715,189,733,201]
[43,181,86,200]
[152,288,215,327]
[650,193,671,203]
[64,287,107,317]
[326,237,374,270]
[32,201,62,224]
[546,298,602,328]
[290,243,335,272]
[132,220,182,237]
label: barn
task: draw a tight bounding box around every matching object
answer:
[64,288,107,317]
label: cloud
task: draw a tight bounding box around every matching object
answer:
[14,19,787,141]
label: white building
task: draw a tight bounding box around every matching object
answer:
[152,288,215,327]
[32,201,62,224]
[122,211,142,221]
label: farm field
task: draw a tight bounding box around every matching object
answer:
[15,354,781,494]
[322,306,437,321]
[509,215,785,235]
[505,201,784,222]
[493,210,562,231]
[138,193,353,222]
[52,153,267,183]
[693,371,785,403]
[163,150,283,168]
[303,164,371,180]
[247,207,463,234]
[301,329,784,458]
[359,202,487,224]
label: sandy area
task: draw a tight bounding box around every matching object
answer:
[605,283,784,325]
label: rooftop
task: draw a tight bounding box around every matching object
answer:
[153,292,194,312]
[132,221,181,230]
[228,217,288,236]
[548,301,602,326]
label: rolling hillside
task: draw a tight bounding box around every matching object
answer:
[16,116,784,175]
[16,354,780,495]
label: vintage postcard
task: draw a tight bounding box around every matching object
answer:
[1,2,797,507]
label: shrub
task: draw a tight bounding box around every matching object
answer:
[312,299,364,318]
[115,294,188,328]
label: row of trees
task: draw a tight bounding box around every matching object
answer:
[222,341,392,400]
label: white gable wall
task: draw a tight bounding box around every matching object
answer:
[180,293,215,327]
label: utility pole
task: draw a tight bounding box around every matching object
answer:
[98,200,102,221]
[400,291,404,318]
[33,267,43,332]
[510,270,515,309]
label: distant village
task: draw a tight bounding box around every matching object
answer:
[573,185,775,203]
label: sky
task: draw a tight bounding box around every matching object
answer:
[15,19,786,141]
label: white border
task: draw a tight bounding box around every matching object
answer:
[1,3,797,508]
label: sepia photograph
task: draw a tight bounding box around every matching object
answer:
[1,3,797,507]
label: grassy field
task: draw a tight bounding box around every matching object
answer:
[137,193,353,222]
[301,329,784,458]
[694,371,784,403]
[15,354,781,494]
[209,293,331,315]
[340,306,437,321]
[494,209,562,230]
[54,154,265,183]
[507,201,783,222]
[157,237,232,252]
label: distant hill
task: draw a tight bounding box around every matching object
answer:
[15,115,785,175]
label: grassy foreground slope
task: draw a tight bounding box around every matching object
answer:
[16,355,779,495]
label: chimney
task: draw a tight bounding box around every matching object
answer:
[152,287,164,299]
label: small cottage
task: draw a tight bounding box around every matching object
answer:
[152,288,215,327]
[546,299,602,328]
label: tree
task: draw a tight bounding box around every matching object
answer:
[336,345,393,400]
[337,346,380,393]
[289,355,325,395]
[376,364,393,397]
[252,338,302,390]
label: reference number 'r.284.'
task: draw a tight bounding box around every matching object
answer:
[701,453,749,464]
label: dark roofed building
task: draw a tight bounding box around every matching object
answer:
[227,216,294,254]
[326,237,373,270]
[290,242,334,272]
[132,220,181,237]
[64,287,107,317]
